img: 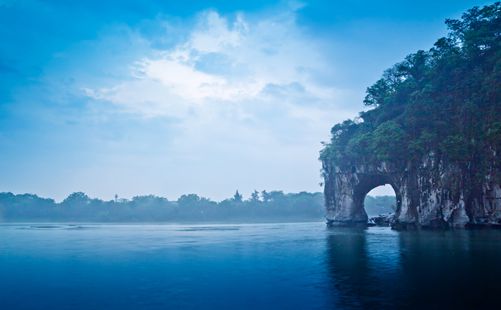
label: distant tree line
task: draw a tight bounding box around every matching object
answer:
[0,191,394,223]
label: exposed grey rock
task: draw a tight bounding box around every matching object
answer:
[322,153,501,229]
[369,213,393,227]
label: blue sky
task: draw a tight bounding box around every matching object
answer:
[0,0,494,201]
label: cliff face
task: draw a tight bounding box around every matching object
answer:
[323,153,501,229]
[320,3,501,229]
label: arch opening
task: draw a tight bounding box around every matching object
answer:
[364,185,396,218]
[350,174,399,225]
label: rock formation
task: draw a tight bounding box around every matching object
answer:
[322,155,501,229]
[320,3,501,229]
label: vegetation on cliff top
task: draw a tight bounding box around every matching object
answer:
[320,2,501,178]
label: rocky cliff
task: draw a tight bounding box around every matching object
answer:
[323,153,501,229]
[320,3,501,229]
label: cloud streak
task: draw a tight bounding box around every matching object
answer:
[2,3,366,200]
[67,6,361,199]
[4,0,481,199]
[85,9,346,119]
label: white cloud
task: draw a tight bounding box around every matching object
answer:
[85,9,347,117]
[76,6,362,198]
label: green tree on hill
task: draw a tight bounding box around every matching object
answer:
[321,2,501,182]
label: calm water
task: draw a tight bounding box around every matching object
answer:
[1,222,501,309]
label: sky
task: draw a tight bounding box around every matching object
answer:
[0,0,494,201]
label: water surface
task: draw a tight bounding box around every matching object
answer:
[1,223,500,309]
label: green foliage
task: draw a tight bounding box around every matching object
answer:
[178,194,201,207]
[0,191,396,223]
[62,192,90,207]
[261,190,271,202]
[364,195,396,217]
[486,122,501,146]
[233,190,243,203]
[371,121,407,161]
[440,135,470,162]
[0,191,330,223]
[321,2,501,171]
[250,190,260,202]
[407,130,438,160]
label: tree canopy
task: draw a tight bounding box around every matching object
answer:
[320,2,501,180]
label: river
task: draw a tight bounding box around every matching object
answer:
[1,222,500,309]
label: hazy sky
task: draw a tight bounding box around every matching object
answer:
[0,0,493,201]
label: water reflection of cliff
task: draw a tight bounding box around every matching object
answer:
[325,228,501,309]
[397,230,501,308]
[325,228,402,309]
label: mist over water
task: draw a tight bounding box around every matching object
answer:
[1,223,500,309]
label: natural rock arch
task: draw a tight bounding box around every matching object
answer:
[322,157,501,229]
[324,164,402,227]
[326,173,399,226]
[319,2,501,229]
